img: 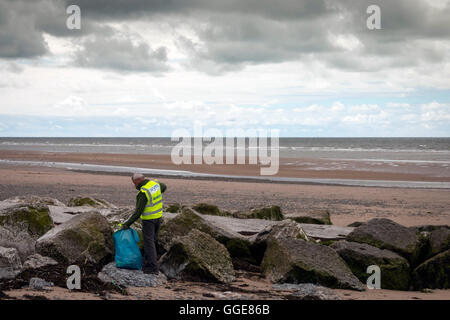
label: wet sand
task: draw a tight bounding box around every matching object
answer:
[1,150,449,182]
[0,163,448,227]
[0,150,449,300]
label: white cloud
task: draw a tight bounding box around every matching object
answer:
[387,102,411,109]
[349,104,380,113]
[328,33,363,51]
[421,102,450,122]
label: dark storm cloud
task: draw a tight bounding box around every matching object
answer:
[0,0,449,73]
[0,0,48,58]
[73,35,169,73]
[0,0,112,59]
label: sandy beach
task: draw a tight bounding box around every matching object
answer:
[0,150,449,300]
[0,150,449,227]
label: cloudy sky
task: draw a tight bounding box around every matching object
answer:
[0,0,449,137]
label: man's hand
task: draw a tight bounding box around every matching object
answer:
[118,223,129,230]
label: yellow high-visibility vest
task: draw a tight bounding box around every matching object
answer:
[139,179,163,220]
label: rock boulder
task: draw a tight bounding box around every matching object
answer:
[261,236,365,291]
[0,201,54,260]
[36,212,114,266]
[250,220,309,264]
[68,196,116,209]
[98,262,167,287]
[331,241,410,290]
[285,210,332,225]
[158,207,251,261]
[413,249,450,290]
[347,218,418,261]
[233,206,284,221]
[160,229,235,284]
[0,246,22,280]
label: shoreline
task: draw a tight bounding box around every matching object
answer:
[0,150,449,188]
[2,159,449,189]
[1,163,449,227]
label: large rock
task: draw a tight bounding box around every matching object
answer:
[407,226,450,267]
[6,195,65,207]
[164,203,182,213]
[232,206,284,221]
[67,196,116,209]
[261,236,365,291]
[159,207,251,261]
[0,200,54,260]
[98,262,167,287]
[36,212,114,266]
[412,249,450,290]
[347,218,418,261]
[160,229,235,284]
[0,246,22,280]
[22,254,58,270]
[429,227,450,256]
[250,220,309,265]
[330,241,410,290]
[192,203,229,216]
[285,210,332,225]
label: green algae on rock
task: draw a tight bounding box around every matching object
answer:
[285,210,332,225]
[160,229,235,284]
[347,218,419,262]
[0,203,54,260]
[412,249,450,290]
[261,236,365,291]
[36,212,113,266]
[331,240,411,290]
[67,196,116,209]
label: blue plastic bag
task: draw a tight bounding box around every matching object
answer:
[114,228,143,270]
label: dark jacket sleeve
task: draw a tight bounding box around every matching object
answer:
[123,192,147,227]
[123,181,167,227]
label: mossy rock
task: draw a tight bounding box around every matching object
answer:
[192,203,232,217]
[0,204,54,260]
[159,207,251,261]
[347,218,418,263]
[36,212,114,266]
[250,220,310,265]
[261,236,365,291]
[411,232,433,268]
[67,196,115,209]
[164,203,181,213]
[0,205,53,237]
[331,241,411,290]
[159,207,215,251]
[412,249,450,290]
[225,238,255,265]
[7,195,65,207]
[429,227,450,256]
[233,206,284,221]
[286,210,332,225]
[160,229,235,283]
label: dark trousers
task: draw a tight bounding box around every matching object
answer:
[142,218,161,272]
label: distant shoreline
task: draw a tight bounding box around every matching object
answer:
[0,150,449,189]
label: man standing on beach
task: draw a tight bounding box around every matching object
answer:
[120,173,167,274]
